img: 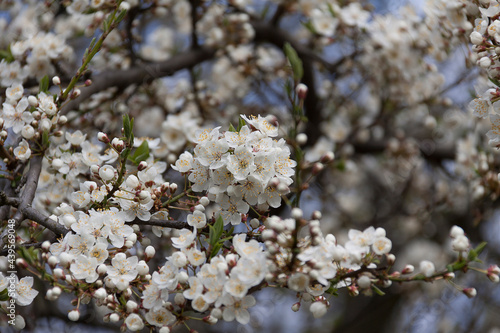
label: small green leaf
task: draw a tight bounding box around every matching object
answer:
[371,285,386,296]
[301,20,316,34]
[467,249,477,262]
[42,130,50,148]
[489,77,500,88]
[129,140,150,165]
[228,123,237,132]
[237,117,246,131]
[214,215,224,239]
[283,42,303,82]
[18,247,39,266]
[39,75,50,93]
[0,45,14,63]
[115,9,128,24]
[208,216,224,248]
[210,243,223,258]
[123,114,132,140]
[0,288,9,301]
[474,242,487,256]
[88,37,97,51]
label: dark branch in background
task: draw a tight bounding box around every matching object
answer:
[60,47,217,114]
[251,21,353,147]
[128,217,190,230]
[352,141,455,161]
[0,155,69,250]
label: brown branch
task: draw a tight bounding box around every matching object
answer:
[352,141,455,161]
[23,206,69,237]
[60,47,217,114]
[0,155,69,250]
[128,218,190,230]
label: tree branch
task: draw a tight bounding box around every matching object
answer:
[0,155,69,250]
[60,47,217,114]
[128,218,190,230]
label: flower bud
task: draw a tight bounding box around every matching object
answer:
[310,301,327,318]
[126,300,138,312]
[41,240,51,251]
[52,76,61,85]
[145,246,155,260]
[138,161,148,171]
[98,132,110,143]
[111,138,124,152]
[199,196,210,206]
[295,83,308,99]
[470,31,483,45]
[68,310,80,321]
[94,288,107,300]
[16,258,28,269]
[479,56,492,68]
[402,264,414,274]
[53,268,64,279]
[97,264,107,275]
[250,218,260,229]
[291,302,301,312]
[28,95,38,107]
[58,115,68,125]
[291,207,303,220]
[109,313,120,323]
[296,133,307,145]
[462,287,477,298]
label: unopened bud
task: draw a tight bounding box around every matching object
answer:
[111,138,124,152]
[463,287,477,298]
[98,132,110,143]
[295,83,308,99]
[68,309,80,321]
[28,95,38,107]
[296,133,307,145]
[145,246,155,260]
[321,151,335,163]
[312,162,324,175]
[402,265,414,274]
[138,161,148,171]
[291,302,301,312]
[52,76,61,85]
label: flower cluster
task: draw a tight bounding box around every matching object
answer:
[173,114,296,226]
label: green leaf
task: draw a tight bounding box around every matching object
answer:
[474,242,487,256]
[39,75,50,93]
[489,77,500,88]
[283,42,303,82]
[208,216,224,248]
[467,249,477,262]
[0,45,14,63]
[42,130,50,148]
[214,215,224,239]
[228,123,237,132]
[123,114,132,140]
[115,9,128,24]
[210,243,223,258]
[129,140,150,165]
[371,285,386,296]
[301,20,316,34]
[18,247,39,266]
[237,117,246,131]
[0,288,9,301]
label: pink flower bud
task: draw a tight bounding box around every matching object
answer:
[295,83,308,99]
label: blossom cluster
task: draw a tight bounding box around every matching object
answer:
[173,114,296,226]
